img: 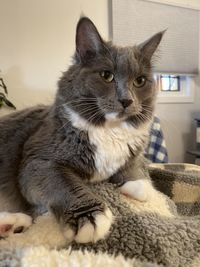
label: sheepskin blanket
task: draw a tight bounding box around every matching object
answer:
[0,163,200,267]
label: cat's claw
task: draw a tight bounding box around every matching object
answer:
[0,212,32,238]
[63,207,113,243]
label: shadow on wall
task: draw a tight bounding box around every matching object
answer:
[183,111,200,163]
[156,115,181,162]
[0,66,55,116]
[183,120,196,163]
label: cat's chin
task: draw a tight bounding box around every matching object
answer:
[105,112,130,122]
[104,112,125,127]
[105,112,120,121]
[105,112,138,127]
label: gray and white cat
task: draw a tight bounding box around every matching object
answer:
[0,17,163,242]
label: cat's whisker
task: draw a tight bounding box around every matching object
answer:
[87,111,101,124]
[136,114,146,124]
[73,103,97,108]
[141,105,153,112]
[57,119,72,132]
[57,105,100,132]
[92,110,104,126]
[139,112,152,121]
[140,108,153,118]
[55,98,98,110]
[141,103,151,107]
[141,107,153,113]
[135,111,152,124]
[141,107,154,114]
[140,109,152,117]
[55,100,83,110]
[78,106,99,116]
[87,109,104,126]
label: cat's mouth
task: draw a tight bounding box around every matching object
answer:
[119,107,141,118]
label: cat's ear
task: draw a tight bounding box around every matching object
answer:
[138,30,165,59]
[75,17,104,63]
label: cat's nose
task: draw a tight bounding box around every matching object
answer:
[119,99,133,109]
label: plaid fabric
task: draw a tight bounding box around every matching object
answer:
[145,116,168,163]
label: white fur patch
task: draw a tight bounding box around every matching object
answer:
[65,107,150,182]
[63,207,113,244]
[105,112,119,121]
[120,180,156,202]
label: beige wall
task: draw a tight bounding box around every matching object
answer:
[0,0,109,114]
[0,0,200,162]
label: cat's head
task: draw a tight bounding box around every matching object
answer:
[57,17,164,127]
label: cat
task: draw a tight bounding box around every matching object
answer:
[0,17,163,242]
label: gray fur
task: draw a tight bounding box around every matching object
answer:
[0,17,163,232]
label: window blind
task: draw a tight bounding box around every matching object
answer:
[112,0,199,74]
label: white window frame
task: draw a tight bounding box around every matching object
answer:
[156,74,195,103]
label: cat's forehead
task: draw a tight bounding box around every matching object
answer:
[110,45,141,75]
[115,46,137,60]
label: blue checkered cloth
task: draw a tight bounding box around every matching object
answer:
[145,116,168,163]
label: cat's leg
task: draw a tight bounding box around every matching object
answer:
[0,212,32,237]
[19,160,113,244]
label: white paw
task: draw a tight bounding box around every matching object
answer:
[63,208,113,244]
[0,212,32,237]
[120,180,154,202]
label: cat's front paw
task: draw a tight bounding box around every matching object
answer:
[63,205,113,244]
[120,180,154,202]
[0,212,32,238]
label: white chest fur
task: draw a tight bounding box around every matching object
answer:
[88,123,149,182]
[65,107,150,182]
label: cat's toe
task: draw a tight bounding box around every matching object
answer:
[13,213,32,232]
[63,207,113,244]
[0,212,32,238]
[63,224,76,242]
[75,220,95,243]
[75,207,113,243]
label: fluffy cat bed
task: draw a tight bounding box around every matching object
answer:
[0,163,200,267]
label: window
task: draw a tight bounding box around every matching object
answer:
[156,75,180,92]
[155,73,195,103]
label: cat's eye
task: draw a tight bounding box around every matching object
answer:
[133,76,146,88]
[100,71,114,83]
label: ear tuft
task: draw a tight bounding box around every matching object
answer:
[138,30,166,59]
[75,17,104,63]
